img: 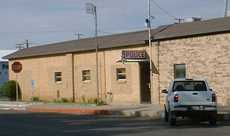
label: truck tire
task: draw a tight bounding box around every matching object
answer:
[209,120,217,126]
[164,106,168,122]
[169,110,176,126]
[209,112,217,126]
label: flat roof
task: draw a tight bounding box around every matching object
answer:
[4,17,230,60]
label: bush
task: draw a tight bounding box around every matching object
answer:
[53,98,71,103]
[0,80,21,101]
[95,99,106,106]
[31,97,40,102]
[60,98,70,103]
[0,85,3,96]
[78,96,106,105]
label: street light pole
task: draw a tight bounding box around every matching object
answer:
[94,5,100,101]
[86,3,100,101]
[147,0,153,104]
[225,0,229,17]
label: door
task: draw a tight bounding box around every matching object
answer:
[139,62,151,103]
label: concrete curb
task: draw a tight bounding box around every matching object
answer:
[18,107,230,121]
[0,104,30,111]
[217,113,230,121]
[118,110,230,121]
[3,102,229,121]
[119,110,162,119]
[27,107,111,115]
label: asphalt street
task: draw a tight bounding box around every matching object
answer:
[0,110,230,136]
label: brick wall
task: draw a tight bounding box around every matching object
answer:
[9,54,74,101]
[8,33,230,105]
[156,33,230,105]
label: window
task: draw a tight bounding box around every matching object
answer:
[2,64,8,70]
[54,72,62,83]
[174,64,186,79]
[173,81,207,91]
[82,70,91,81]
[116,68,126,80]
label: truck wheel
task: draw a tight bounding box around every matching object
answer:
[164,106,168,122]
[169,110,176,126]
[209,112,217,126]
[209,120,217,126]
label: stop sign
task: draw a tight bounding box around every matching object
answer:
[12,62,22,73]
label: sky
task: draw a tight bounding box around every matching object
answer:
[0,0,228,49]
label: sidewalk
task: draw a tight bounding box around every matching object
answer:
[217,106,230,120]
[27,103,110,115]
[27,103,162,117]
[0,101,42,110]
[27,103,230,121]
[1,101,230,121]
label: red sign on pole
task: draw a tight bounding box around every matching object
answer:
[12,62,22,73]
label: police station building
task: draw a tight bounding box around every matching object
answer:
[4,17,230,105]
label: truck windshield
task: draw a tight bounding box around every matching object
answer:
[173,81,207,91]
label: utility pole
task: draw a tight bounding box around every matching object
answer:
[225,0,229,17]
[25,40,29,48]
[86,3,100,101]
[16,40,31,49]
[74,33,84,40]
[175,18,184,24]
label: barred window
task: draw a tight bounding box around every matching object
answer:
[116,68,126,80]
[82,70,91,81]
[54,72,62,83]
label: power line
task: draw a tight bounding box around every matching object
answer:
[0,29,81,34]
[98,30,113,35]
[0,29,125,37]
[16,44,25,50]
[151,0,178,20]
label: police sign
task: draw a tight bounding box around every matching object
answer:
[122,50,147,60]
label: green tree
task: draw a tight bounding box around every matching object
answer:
[0,80,21,101]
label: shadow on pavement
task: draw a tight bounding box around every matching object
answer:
[0,112,230,136]
[166,118,230,129]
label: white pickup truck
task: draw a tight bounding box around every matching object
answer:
[162,79,217,126]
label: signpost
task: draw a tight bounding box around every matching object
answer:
[12,62,22,101]
[31,80,36,99]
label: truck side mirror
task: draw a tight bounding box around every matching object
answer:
[161,89,168,94]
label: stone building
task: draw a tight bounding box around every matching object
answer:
[4,17,230,105]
